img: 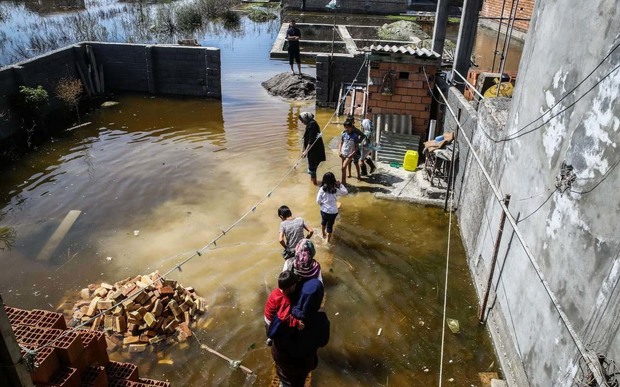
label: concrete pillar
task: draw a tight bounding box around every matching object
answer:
[205,48,221,99]
[145,45,156,94]
[452,0,482,93]
[431,0,450,57]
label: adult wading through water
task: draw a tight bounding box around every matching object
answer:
[300,112,326,186]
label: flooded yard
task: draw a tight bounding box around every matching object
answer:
[1,2,503,386]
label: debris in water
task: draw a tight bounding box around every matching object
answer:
[377,328,382,336]
[106,257,113,261]
[133,230,140,236]
[447,318,460,334]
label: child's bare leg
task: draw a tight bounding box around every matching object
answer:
[347,162,352,178]
[342,158,352,184]
[354,161,361,179]
[321,224,327,239]
[326,232,332,243]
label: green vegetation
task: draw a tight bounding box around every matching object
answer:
[176,4,203,30]
[247,8,277,22]
[385,15,461,24]
[222,9,240,27]
[19,85,49,108]
[238,2,280,10]
[0,226,15,251]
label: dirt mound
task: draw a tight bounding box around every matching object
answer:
[378,20,429,42]
[262,72,316,100]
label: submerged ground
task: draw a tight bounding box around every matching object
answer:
[0,5,502,386]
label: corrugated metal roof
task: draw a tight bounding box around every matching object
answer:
[365,44,441,59]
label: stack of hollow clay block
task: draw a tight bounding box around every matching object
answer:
[5,305,171,386]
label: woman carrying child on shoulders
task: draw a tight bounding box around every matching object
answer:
[316,172,348,243]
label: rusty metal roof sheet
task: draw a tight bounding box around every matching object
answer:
[365,44,441,59]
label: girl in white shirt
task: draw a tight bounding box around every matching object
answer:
[316,172,348,242]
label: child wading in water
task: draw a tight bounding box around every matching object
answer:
[264,271,305,345]
[316,172,348,243]
[278,205,313,259]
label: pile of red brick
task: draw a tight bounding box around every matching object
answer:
[71,271,206,352]
[6,306,171,386]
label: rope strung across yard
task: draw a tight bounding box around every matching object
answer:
[18,56,371,372]
[438,190,455,387]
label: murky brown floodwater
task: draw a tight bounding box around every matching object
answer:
[0,9,503,387]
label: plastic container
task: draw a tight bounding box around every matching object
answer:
[435,135,444,142]
[403,150,419,171]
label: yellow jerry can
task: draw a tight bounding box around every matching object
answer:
[403,150,419,171]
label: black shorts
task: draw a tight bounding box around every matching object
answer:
[288,48,301,65]
[320,211,338,233]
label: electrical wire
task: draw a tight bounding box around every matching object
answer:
[506,43,619,138]
[516,188,558,223]
[570,155,620,195]
[438,190,454,387]
[478,44,620,143]
[422,66,445,105]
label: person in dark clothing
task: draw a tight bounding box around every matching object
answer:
[286,20,302,75]
[299,112,326,186]
[270,278,329,387]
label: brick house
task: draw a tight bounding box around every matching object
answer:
[480,0,535,37]
[366,45,440,139]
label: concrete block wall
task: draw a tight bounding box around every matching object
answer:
[283,0,406,14]
[0,67,19,140]
[86,43,221,98]
[0,42,221,147]
[315,54,367,107]
[480,0,534,33]
[367,61,437,138]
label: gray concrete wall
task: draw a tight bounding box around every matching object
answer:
[449,0,620,385]
[316,54,367,107]
[86,42,221,98]
[283,0,406,14]
[0,42,221,142]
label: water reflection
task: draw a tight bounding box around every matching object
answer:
[22,0,85,14]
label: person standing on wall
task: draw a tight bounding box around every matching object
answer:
[287,19,302,76]
[300,112,326,186]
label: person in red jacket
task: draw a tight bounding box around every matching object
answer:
[264,271,305,344]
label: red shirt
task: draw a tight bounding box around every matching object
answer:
[264,288,302,328]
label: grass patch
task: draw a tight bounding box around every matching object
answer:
[176,4,203,30]
[247,8,277,22]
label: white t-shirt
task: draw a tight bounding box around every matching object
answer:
[316,185,348,214]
